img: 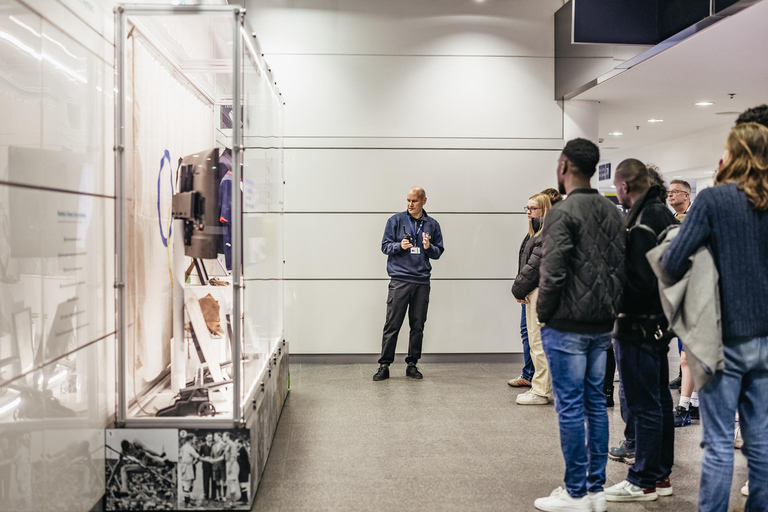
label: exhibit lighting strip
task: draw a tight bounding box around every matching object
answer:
[0,30,87,84]
[10,15,79,59]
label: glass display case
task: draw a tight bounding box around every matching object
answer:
[111,5,287,510]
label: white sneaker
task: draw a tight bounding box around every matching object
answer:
[588,491,606,512]
[605,480,658,502]
[517,390,550,405]
[742,481,749,496]
[534,487,591,511]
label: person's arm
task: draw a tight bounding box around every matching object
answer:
[624,226,662,302]
[424,221,444,260]
[381,216,406,255]
[661,191,712,279]
[536,209,573,323]
[512,237,542,300]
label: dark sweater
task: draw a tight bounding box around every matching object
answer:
[661,183,768,342]
[381,211,444,284]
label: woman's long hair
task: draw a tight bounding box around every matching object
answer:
[528,192,553,237]
[715,122,768,211]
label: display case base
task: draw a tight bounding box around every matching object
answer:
[105,342,289,511]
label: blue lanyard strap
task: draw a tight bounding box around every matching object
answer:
[407,215,423,240]
[157,150,174,247]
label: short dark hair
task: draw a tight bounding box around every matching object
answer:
[541,187,563,205]
[646,163,667,202]
[736,105,768,129]
[615,158,650,190]
[562,138,600,178]
[670,179,691,194]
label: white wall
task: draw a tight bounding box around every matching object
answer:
[246,0,584,356]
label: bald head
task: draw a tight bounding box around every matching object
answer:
[406,187,427,218]
[409,187,426,199]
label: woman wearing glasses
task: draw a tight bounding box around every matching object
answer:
[511,192,555,405]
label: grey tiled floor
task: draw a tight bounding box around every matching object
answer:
[253,362,748,512]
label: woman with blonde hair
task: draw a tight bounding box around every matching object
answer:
[512,192,554,405]
[662,122,768,512]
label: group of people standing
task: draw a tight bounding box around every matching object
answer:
[511,105,768,512]
[369,104,767,512]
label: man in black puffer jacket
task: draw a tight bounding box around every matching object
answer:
[533,139,626,512]
[604,159,678,503]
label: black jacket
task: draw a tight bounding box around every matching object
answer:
[512,220,543,300]
[614,186,678,342]
[517,234,530,275]
[537,188,626,334]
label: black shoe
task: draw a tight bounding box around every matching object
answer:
[690,405,700,420]
[605,387,615,408]
[406,364,423,379]
[669,375,682,389]
[373,365,390,381]
[674,406,691,427]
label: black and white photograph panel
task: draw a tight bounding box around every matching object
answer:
[177,428,251,510]
[0,430,32,511]
[105,429,178,511]
[37,428,103,512]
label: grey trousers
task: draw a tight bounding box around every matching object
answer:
[378,279,430,365]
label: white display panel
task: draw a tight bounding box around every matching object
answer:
[284,279,519,355]
[267,54,563,139]
[284,149,561,212]
[0,186,114,383]
[283,213,528,280]
[246,0,560,57]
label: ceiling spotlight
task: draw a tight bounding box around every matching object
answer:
[647,119,664,123]
[608,131,623,136]
[695,102,714,106]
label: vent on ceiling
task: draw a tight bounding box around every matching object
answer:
[716,111,741,115]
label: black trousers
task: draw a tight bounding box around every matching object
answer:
[378,279,430,365]
[614,337,675,489]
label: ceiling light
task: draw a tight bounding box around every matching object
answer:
[647,119,664,123]
[608,132,623,136]
[695,102,714,106]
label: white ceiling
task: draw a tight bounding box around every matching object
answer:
[576,0,768,165]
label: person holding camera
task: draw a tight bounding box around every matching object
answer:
[373,187,444,381]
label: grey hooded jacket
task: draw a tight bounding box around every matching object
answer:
[647,227,723,389]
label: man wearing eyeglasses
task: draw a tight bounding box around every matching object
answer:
[667,180,691,221]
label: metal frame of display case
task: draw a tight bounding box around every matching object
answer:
[113,4,287,432]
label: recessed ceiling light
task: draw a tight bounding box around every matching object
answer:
[695,102,714,106]
[608,132,623,136]
[648,119,664,123]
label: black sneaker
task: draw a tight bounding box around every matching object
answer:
[373,365,390,381]
[406,364,423,379]
[669,375,682,389]
[690,405,700,420]
[674,406,691,427]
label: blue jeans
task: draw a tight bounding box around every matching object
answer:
[613,338,674,489]
[521,304,535,381]
[542,326,611,498]
[698,336,768,512]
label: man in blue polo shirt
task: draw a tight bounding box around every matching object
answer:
[373,187,444,381]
